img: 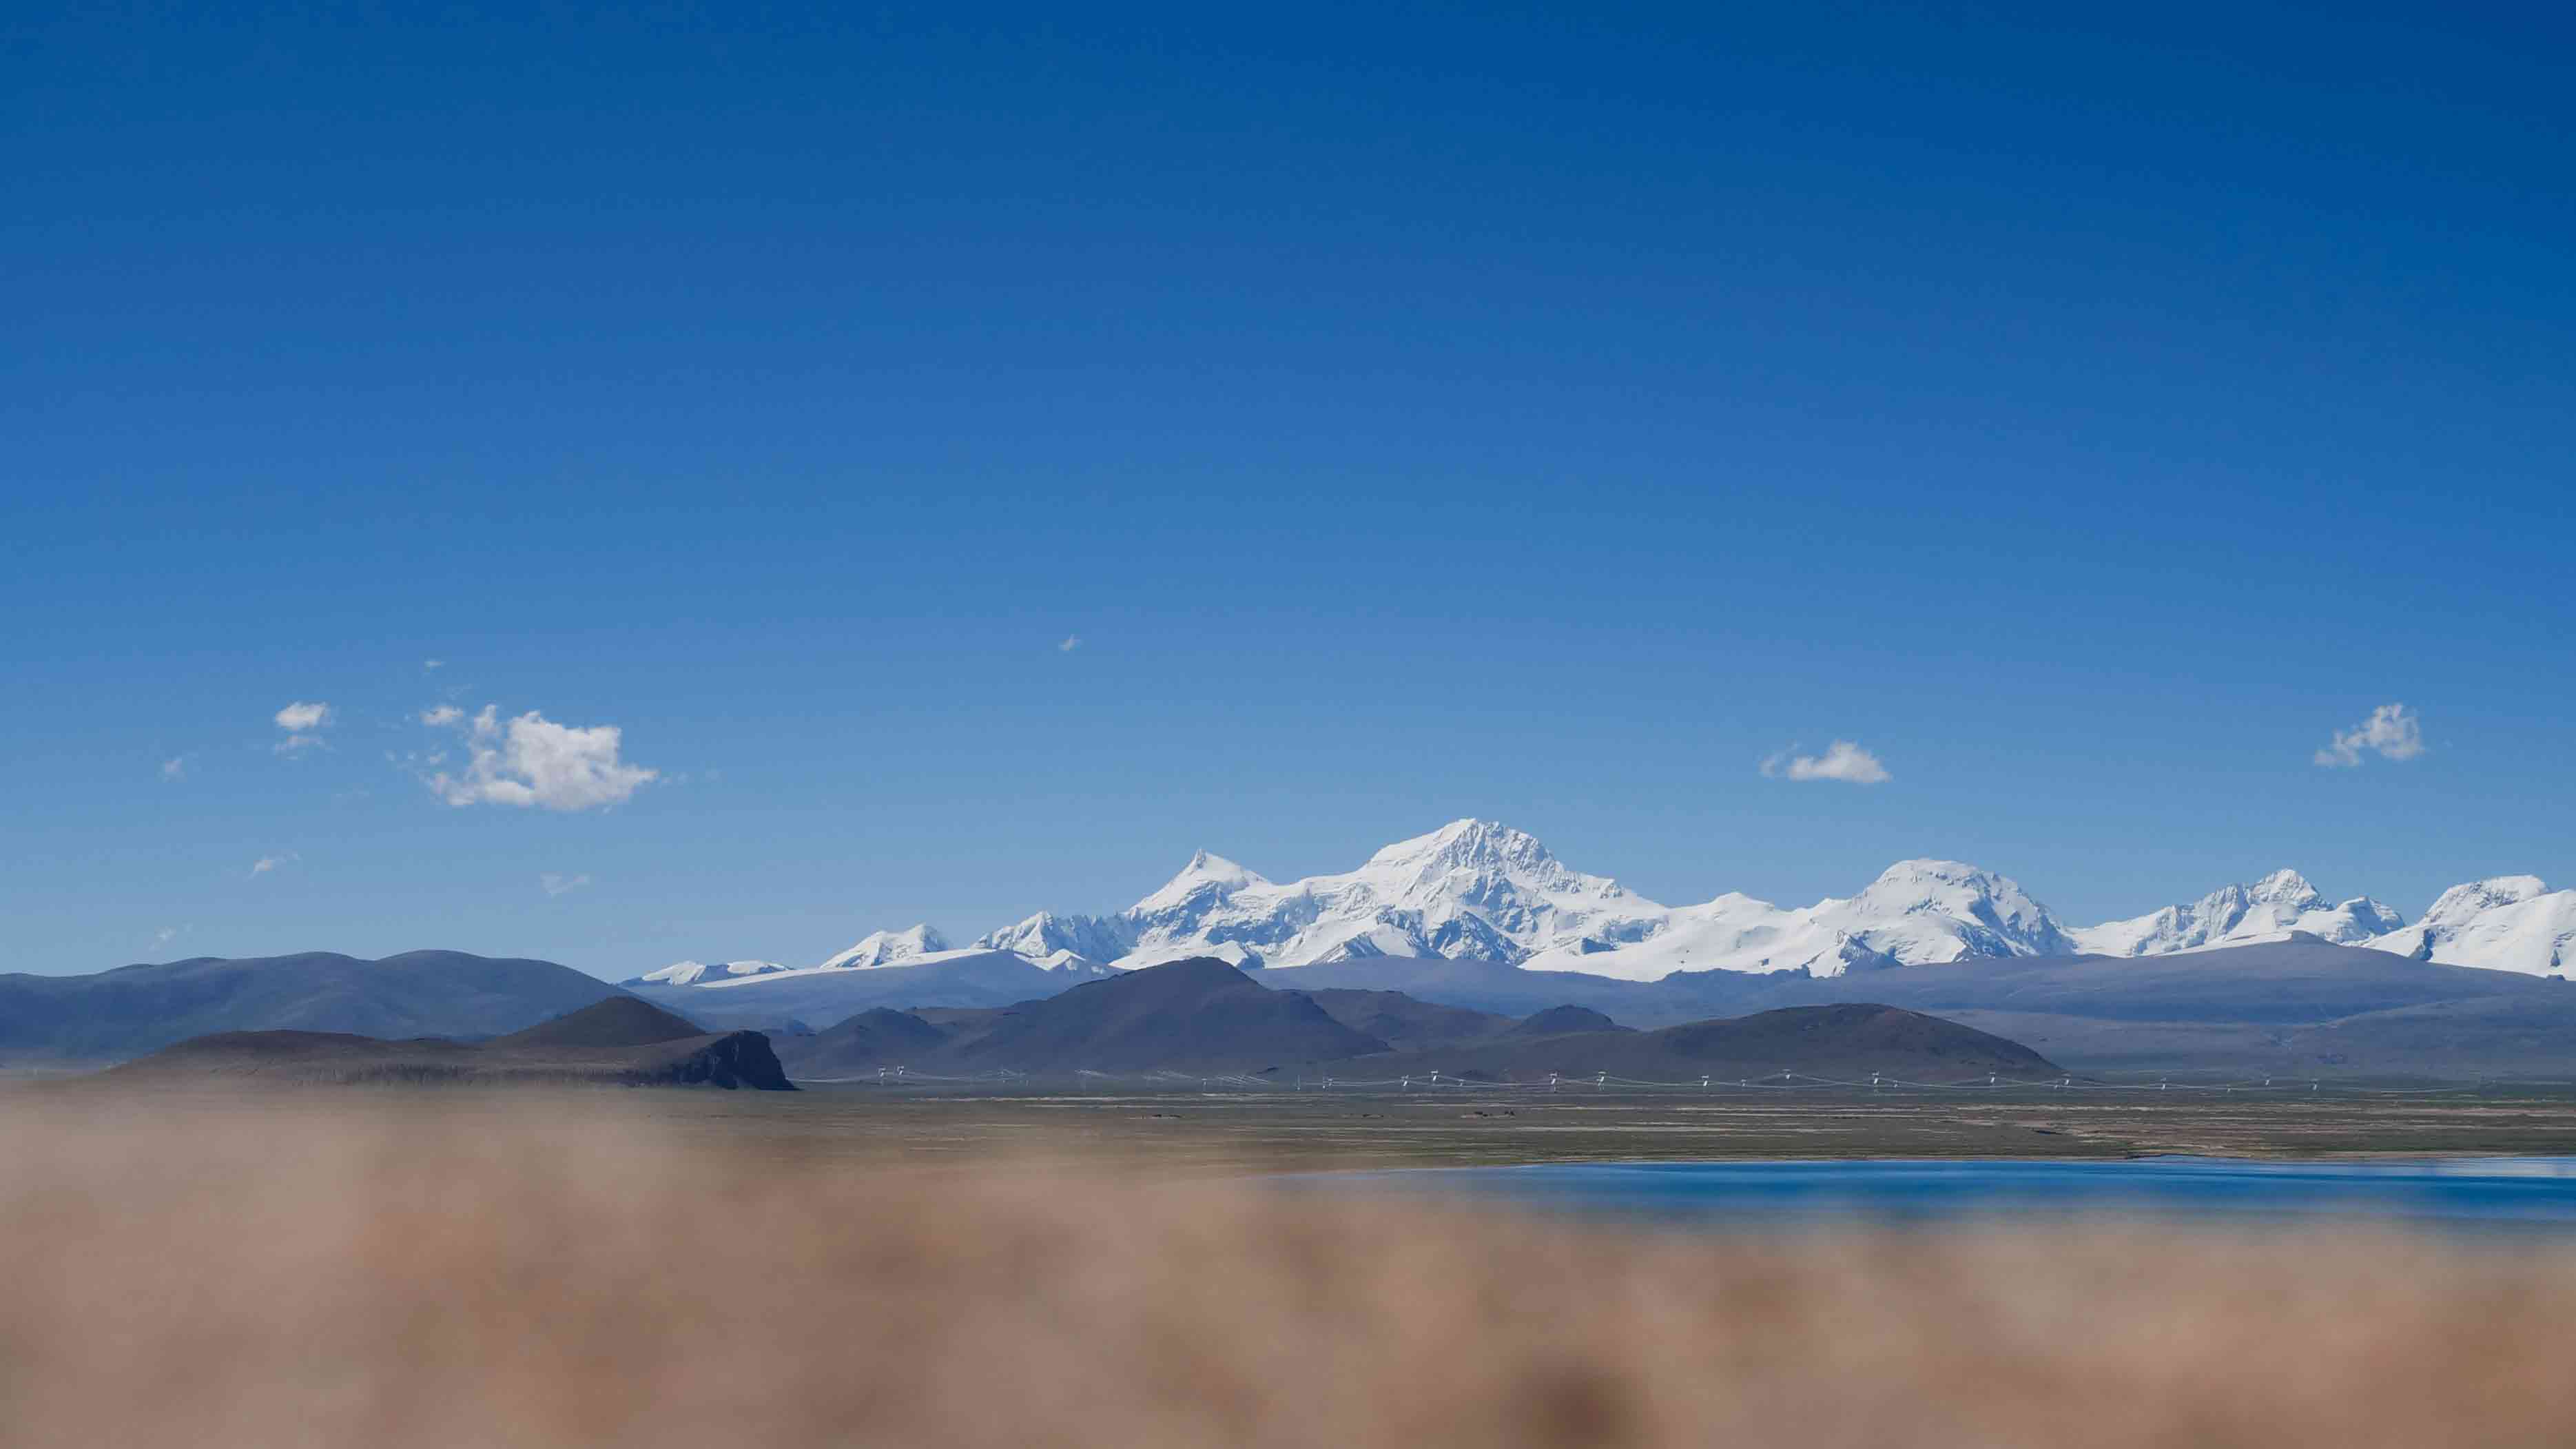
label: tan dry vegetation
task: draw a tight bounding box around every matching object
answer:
[7,1095,2576,1448]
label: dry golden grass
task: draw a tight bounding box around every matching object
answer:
[6,1095,2576,1448]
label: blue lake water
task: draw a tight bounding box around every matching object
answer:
[1312,1158,2576,1231]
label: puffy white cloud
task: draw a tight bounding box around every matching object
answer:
[424,705,657,812]
[274,701,333,753]
[539,872,592,897]
[249,851,298,878]
[2315,703,2426,768]
[1058,635,1083,652]
[1762,740,1891,785]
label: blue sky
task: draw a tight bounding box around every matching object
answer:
[6,2,2570,978]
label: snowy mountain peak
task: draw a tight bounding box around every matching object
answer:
[1370,818,1552,870]
[1109,820,1665,972]
[1516,856,2074,982]
[2249,868,2321,904]
[2428,876,2549,916]
[626,958,791,987]
[2071,871,2404,957]
[814,923,951,972]
[1846,860,2070,944]
[1131,850,1266,916]
[969,910,1135,964]
[2367,876,2572,977]
[1362,819,1628,903]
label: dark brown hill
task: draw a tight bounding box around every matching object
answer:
[0,949,628,1065]
[943,958,1388,1072]
[491,996,707,1049]
[1508,1005,1627,1038]
[773,959,1389,1076]
[1290,988,1514,1051]
[774,965,2059,1085]
[782,1008,953,1078]
[104,1000,793,1090]
[1343,1004,2059,1083]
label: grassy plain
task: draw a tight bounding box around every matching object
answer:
[28,1078,2576,1171]
[14,1087,2576,1448]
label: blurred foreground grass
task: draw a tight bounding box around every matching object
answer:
[8,1093,2576,1448]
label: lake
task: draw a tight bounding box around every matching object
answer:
[1312,1157,2576,1230]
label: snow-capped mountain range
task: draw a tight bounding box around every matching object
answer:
[633,819,2576,987]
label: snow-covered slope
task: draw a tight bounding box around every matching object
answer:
[635,922,1110,1000]
[1518,859,2077,981]
[2367,877,2576,978]
[814,924,952,972]
[2072,871,2406,956]
[624,959,792,987]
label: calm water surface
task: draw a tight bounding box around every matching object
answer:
[1315,1158,2576,1229]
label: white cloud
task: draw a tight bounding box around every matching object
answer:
[154,925,181,945]
[274,701,333,753]
[249,851,298,878]
[1762,740,1891,785]
[2315,703,2426,768]
[1058,635,1083,652]
[424,659,446,670]
[161,756,187,781]
[424,704,658,812]
[539,872,593,897]
[420,705,464,726]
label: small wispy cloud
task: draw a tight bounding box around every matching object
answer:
[154,925,181,945]
[424,659,446,670]
[539,872,593,898]
[420,704,657,812]
[2315,703,2426,768]
[249,851,299,878]
[161,756,188,781]
[420,705,464,727]
[1058,635,1083,653]
[1762,740,1892,785]
[274,701,333,754]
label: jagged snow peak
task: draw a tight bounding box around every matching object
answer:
[2367,876,2575,977]
[2070,870,2406,956]
[971,910,1140,964]
[814,924,952,972]
[1108,819,1671,972]
[1517,859,2079,982]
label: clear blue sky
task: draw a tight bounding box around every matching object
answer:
[6,2,2570,978]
